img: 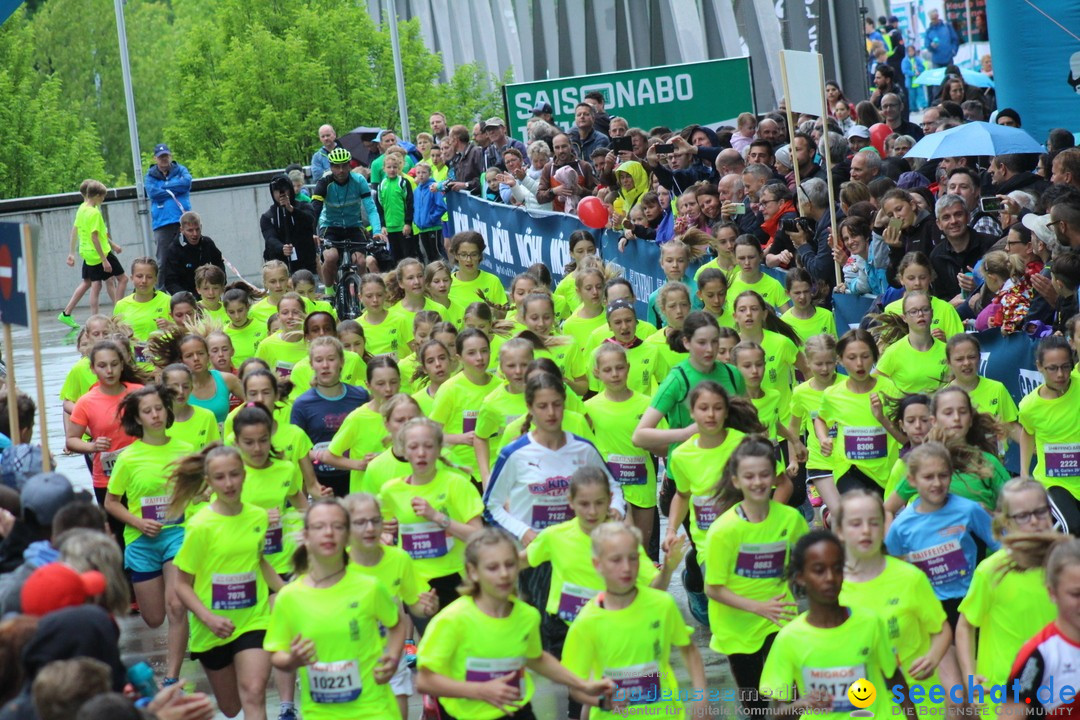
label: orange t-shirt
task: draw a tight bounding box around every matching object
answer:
[70,382,140,488]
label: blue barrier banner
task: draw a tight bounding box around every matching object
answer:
[446,192,662,319]
[832,294,877,333]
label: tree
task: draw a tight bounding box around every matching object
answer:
[0,11,106,197]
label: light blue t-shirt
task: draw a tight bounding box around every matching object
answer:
[885,493,999,600]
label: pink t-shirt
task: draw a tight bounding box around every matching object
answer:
[70,382,140,488]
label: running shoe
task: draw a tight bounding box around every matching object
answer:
[807,483,823,508]
[404,639,418,669]
[277,707,297,720]
[681,568,709,626]
[57,312,78,329]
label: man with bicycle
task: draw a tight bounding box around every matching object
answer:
[310,147,386,290]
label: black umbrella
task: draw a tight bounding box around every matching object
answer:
[337,126,384,167]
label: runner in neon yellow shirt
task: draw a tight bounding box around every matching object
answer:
[248,260,290,328]
[171,446,284,720]
[1019,337,1080,502]
[286,312,366,401]
[883,251,964,339]
[265,501,404,720]
[409,338,453,419]
[729,237,791,311]
[446,232,508,310]
[732,289,806,412]
[563,522,704,719]
[104,385,193,684]
[732,341,806,476]
[836,491,953,710]
[552,232,598,319]
[789,334,844,512]
[644,282,691,378]
[255,293,308,379]
[520,293,587,396]
[223,286,268,364]
[957,479,1057,699]
[561,264,607,352]
[423,259,467,329]
[324,358,402,494]
[696,268,738,329]
[582,278,657,360]
[874,291,949,395]
[946,334,1019,440]
[475,338,533,483]
[429,329,494,473]
[586,300,662,394]
[113,258,171,363]
[358,274,410,358]
[416,527,614,720]
[781,268,837,342]
[760,531,916,720]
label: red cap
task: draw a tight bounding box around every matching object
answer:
[21,563,107,617]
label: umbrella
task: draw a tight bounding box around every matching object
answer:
[913,67,994,89]
[337,126,385,166]
[904,121,1044,159]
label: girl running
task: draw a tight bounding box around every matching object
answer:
[378,418,484,611]
[389,257,447,329]
[731,341,805,477]
[957,479,1057,697]
[429,328,494,479]
[104,384,192,684]
[562,521,704,719]
[815,329,903,495]
[553,231,599,319]
[729,236,790,311]
[398,310,442,394]
[759,529,916,718]
[732,290,806,412]
[703,436,808,713]
[359,273,410,358]
[695,267,735,329]
[946,334,1020,442]
[410,338,454,417]
[837,489,958,710]
[359,395,423,496]
[883,251,964,340]
[560,260,607,351]
[415,528,615,720]
[781,268,837,342]
[264,499,405,720]
[789,334,844,514]
[152,332,243,425]
[874,290,950,395]
[223,285,268,364]
[592,299,662,395]
[170,445,282,720]
[644,282,691,378]
[885,442,1000,625]
[582,278,657,358]
[518,293,586,395]
[475,338,534,483]
[254,291,309,379]
[249,260,289,328]
[446,231,508,311]
[112,257,171,364]
[287,311,365,401]
[424,259,466,328]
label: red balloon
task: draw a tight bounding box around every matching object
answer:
[869,123,891,156]
[577,196,609,229]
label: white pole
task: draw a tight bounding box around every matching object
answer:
[387,0,411,142]
[114,0,153,257]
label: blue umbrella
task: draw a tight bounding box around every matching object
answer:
[904,122,1045,159]
[913,66,994,89]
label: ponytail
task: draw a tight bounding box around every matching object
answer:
[520,372,567,436]
[167,443,240,518]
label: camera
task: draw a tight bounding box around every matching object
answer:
[780,217,813,234]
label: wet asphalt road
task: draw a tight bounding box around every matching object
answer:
[14,312,744,719]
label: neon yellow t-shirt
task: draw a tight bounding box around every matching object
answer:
[359,449,410,497]
[222,403,294,444]
[780,307,837,343]
[885,295,964,340]
[585,391,658,509]
[729,272,790,309]
[248,296,280,329]
[429,297,466,329]
[416,595,542,720]
[760,330,800,412]
[378,468,484,582]
[397,354,421,395]
[750,386,787,444]
[448,270,508,309]
[74,202,111,263]
[301,296,338,321]
[759,606,898,720]
[957,549,1056,688]
[255,333,308,379]
[358,312,409,358]
[60,356,96,403]
[106,438,194,546]
[875,336,949,395]
[475,383,526,446]
[388,298,447,347]
[264,565,399,719]
[172,503,271,652]
[645,329,685,380]
[553,273,580,319]
[288,351,366,402]
[240,459,303,574]
[500,409,595,449]
[1018,380,1080,498]
[839,556,946,701]
[669,430,747,549]
[562,309,607,353]
[704,500,808,654]
[818,377,900,485]
[790,377,843,471]
[562,587,692,718]
[327,404,387,493]
[167,406,220,450]
[585,340,662,395]
[965,377,1019,424]
[583,319,657,360]
[199,302,228,327]
[352,545,430,606]
[113,291,171,343]
[534,337,584,383]
[526,518,657,623]
[224,320,268,364]
[429,372,495,471]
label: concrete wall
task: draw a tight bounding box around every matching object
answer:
[0,177,274,311]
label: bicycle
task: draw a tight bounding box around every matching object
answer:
[330,237,371,320]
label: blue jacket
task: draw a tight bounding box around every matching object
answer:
[145,162,193,229]
[413,181,447,230]
[310,147,332,181]
[924,20,959,66]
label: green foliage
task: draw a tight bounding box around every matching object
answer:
[0,0,505,194]
[0,11,106,197]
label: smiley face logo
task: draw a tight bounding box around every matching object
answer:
[847,678,876,710]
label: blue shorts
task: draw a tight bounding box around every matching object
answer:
[125,525,185,581]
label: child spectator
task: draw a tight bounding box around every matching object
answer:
[59,180,128,327]
[375,152,416,262]
[412,162,446,264]
[0,394,44,491]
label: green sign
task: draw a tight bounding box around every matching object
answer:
[503,58,755,140]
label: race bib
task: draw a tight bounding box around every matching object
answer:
[531,498,573,529]
[465,657,524,692]
[140,495,179,525]
[312,441,334,473]
[463,410,479,434]
[907,538,968,586]
[264,521,283,555]
[556,582,599,623]
[308,660,362,704]
[99,448,124,477]
[400,521,451,560]
[734,541,787,579]
[133,343,150,365]
[803,665,866,713]
[275,361,294,379]
[843,426,888,461]
[607,662,662,705]
[211,571,257,610]
[1045,443,1080,478]
[692,495,721,532]
[607,454,648,486]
